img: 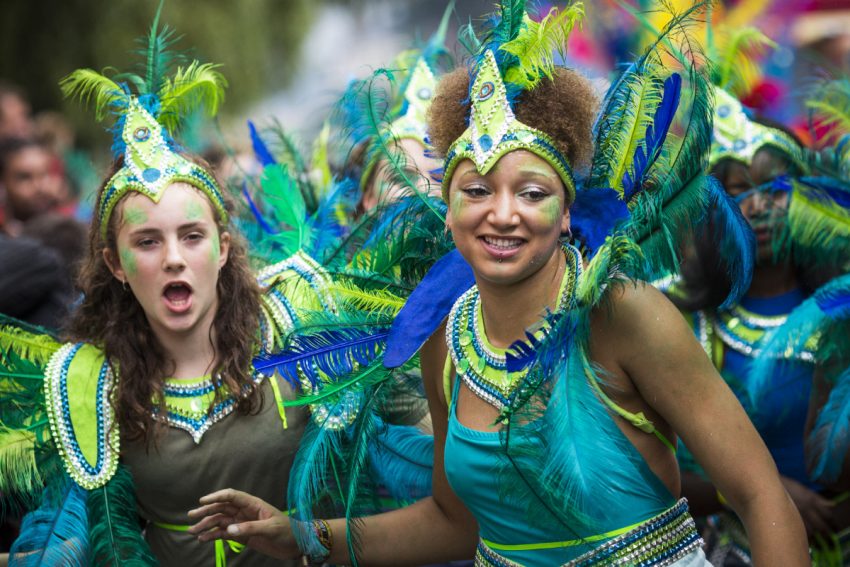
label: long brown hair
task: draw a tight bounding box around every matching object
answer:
[66,156,262,445]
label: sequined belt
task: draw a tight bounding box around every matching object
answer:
[474,498,703,567]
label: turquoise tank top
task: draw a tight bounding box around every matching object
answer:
[444,372,676,565]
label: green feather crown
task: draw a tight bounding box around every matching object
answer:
[703,25,807,172]
[441,1,584,201]
[59,2,228,238]
[710,86,808,173]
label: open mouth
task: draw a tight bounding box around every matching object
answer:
[162,282,193,312]
[480,235,524,250]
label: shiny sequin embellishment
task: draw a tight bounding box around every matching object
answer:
[44,343,120,490]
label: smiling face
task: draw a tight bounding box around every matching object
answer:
[445,150,570,287]
[104,182,230,342]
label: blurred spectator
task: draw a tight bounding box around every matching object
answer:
[21,213,87,289]
[0,234,73,329]
[0,82,33,140]
[0,138,60,235]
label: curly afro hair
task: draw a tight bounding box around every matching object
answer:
[427,66,598,173]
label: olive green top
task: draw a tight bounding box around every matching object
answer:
[122,374,307,567]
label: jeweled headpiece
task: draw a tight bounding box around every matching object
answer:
[442,50,576,202]
[441,4,584,203]
[388,58,438,145]
[60,7,228,239]
[703,24,808,173]
[357,3,454,192]
[710,87,808,173]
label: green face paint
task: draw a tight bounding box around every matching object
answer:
[185,200,206,221]
[210,232,220,264]
[119,247,138,277]
[540,196,563,227]
[122,206,147,226]
[450,187,466,216]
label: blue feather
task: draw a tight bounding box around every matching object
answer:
[569,187,630,256]
[255,328,389,390]
[807,366,850,483]
[798,176,850,209]
[384,249,475,368]
[248,120,277,167]
[705,177,755,309]
[241,183,277,235]
[306,178,357,260]
[622,73,682,202]
[10,481,88,566]
[815,284,850,319]
[368,418,433,502]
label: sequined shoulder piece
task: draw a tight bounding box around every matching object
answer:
[44,343,119,490]
[257,250,337,354]
[153,372,266,444]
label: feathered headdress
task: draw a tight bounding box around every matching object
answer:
[441,2,585,202]
[60,0,228,238]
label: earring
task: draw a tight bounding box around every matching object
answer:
[122,279,129,292]
[443,225,451,237]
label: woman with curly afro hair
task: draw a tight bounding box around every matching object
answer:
[190,3,807,565]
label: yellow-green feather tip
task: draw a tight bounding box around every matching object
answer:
[500,3,584,90]
[59,69,126,122]
[158,61,228,133]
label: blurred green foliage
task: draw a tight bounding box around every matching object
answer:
[0,0,315,150]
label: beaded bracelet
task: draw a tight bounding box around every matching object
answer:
[308,519,333,562]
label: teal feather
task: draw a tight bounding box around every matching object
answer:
[747,273,850,408]
[367,418,433,502]
[254,120,319,214]
[288,417,346,561]
[10,480,88,566]
[807,366,850,483]
[86,466,158,565]
[499,315,668,539]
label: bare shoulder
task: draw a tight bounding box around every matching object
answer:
[591,281,681,337]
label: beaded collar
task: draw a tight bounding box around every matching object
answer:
[257,250,338,355]
[695,304,815,363]
[151,371,267,444]
[446,244,583,411]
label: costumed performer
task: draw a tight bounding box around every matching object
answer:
[188,2,808,565]
[0,7,325,566]
[667,29,850,562]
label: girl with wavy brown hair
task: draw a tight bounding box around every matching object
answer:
[0,13,310,567]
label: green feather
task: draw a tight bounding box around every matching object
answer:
[86,466,158,566]
[0,320,61,368]
[501,3,585,89]
[591,65,665,197]
[327,283,405,317]
[59,70,126,122]
[142,0,181,95]
[0,428,43,511]
[259,163,308,257]
[157,62,227,133]
[712,26,776,97]
[806,78,850,140]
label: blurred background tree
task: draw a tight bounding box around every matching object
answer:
[0,0,315,150]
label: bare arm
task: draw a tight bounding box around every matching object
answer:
[592,283,809,566]
[189,325,478,565]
